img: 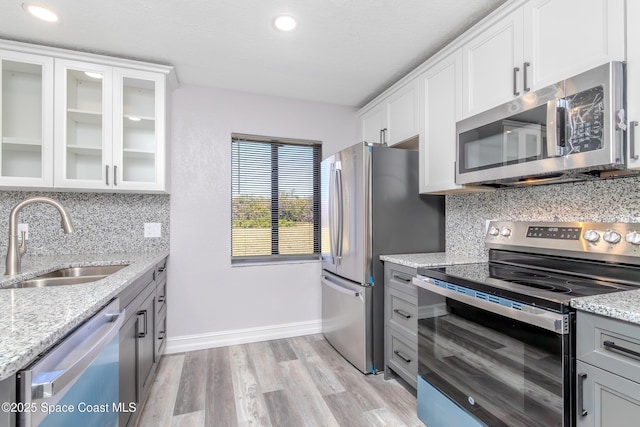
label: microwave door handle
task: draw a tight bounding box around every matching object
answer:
[546,99,566,157]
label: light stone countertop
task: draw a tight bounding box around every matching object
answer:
[571,291,640,325]
[382,252,640,326]
[380,252,486,269]
[0,251,169,381]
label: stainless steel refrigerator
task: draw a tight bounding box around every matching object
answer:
[321,142,445,374]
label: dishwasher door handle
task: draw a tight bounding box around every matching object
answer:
[31,307,125,399]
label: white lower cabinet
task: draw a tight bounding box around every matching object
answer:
[576,312,640,427]
[383,262,418,389]
[576,361,640,427]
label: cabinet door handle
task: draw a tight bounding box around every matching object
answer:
[136,310,148,338]
[114,165,118,186]
[394,350,411,364]
[380,128,388,145]
[393,309,412,319]
[630,121,639,160]
[105,165,110,186]
[392,274,411,283]
[157,296,165,303]
[603,340,640,359]
[513,67,520,96]
[577,372,588,417]
[523,62,531,92]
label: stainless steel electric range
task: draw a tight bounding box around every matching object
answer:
[413,221,640,427]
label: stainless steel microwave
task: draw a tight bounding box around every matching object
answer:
[456,62,628,187]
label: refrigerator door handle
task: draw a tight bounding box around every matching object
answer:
[335,166,344,264]
[328,163,336,264]
[322,275,360,297]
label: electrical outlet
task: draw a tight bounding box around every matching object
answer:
[144,223,161,238]
[18,223,29,240]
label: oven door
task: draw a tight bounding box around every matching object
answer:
[413,276,573,427]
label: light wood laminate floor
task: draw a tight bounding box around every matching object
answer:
[137,334,422,427]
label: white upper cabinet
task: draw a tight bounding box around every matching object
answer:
[360,79,419,147]
[112,68,166,191]
[55,59,112,190]
[462,0,625,118]
[523,0,625,91]
[626,0,640,170]
[54,59,168,192]
[419,50,464,194]
[462,7,524,118]
[419,50,492,194]
[0,50,54,188]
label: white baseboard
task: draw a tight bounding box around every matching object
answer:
[165,319,323,354]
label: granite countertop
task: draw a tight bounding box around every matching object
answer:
[382,252,640,326]
[380,252,486,269]
[0,251,169,381]
[571,291,640,325]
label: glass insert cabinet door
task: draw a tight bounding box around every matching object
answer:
[54,59,113,189]
[0,50,54,187]
[112,68,165,191]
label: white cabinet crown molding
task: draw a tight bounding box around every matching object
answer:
[0,38,177,89]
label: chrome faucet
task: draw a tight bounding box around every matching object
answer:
[5,197,75,275]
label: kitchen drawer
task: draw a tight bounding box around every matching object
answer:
[577,311,640,384]
[155,276,166,317]
[155,304,167,361]
[387,287,418,338]
[385,263,418,296]
[155,257,167,282]
[386,326,418,389]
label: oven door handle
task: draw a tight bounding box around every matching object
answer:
[412,277,568,334]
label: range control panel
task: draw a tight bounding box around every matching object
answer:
[485,221,640,262]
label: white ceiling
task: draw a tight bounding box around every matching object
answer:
[0,0,507,107]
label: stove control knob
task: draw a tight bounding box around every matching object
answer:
[626,231,640,245]
[583,230,600,243]
[500,227,512,237]
[488,226,500,236]
[603,231,621,244]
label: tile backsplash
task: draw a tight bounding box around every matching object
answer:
[446,175,640,260]
[0,191,170,256]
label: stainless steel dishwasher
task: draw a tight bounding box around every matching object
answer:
[17,298,124,427]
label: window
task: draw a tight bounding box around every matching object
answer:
[231,133,321,263]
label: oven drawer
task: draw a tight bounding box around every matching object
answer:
[577,312,640,384]
[386,287,417,337]
[385,327,417,389]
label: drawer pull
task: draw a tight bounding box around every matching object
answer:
[393,309,412,319]
[392,274,411,283]
[578,372,588,417]
[603,340,640,359]
[157,296,165,303]
[394,350,411,364]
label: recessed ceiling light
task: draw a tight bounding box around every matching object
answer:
[274,15,297,32]
[22,3,59,22]
[84,71,103,79]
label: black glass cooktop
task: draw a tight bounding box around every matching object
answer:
[417,255,638,312]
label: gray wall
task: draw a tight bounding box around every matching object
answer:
[446,175,640,260]
[0,191,170,256]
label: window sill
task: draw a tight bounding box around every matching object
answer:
[231,258,321,268]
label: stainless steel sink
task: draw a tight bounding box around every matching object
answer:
[12,264,128,288]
